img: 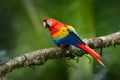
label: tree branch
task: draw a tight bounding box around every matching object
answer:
[0,31,120,77]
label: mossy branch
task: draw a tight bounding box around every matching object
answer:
[0,31,120,77]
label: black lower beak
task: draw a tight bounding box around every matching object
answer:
[46,23,50,28]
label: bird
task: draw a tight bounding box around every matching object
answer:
[42,18,105,67]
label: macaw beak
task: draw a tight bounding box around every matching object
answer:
[43,22,50,28]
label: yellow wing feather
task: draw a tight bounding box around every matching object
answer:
[67,25,79,37]
[52,25,79,39]
[52,26,69,39]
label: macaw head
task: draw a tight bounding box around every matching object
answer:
[42,18,62,31]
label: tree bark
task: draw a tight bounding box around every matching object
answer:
[0,31,120,77]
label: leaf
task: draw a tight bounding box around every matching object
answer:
[84,54,92,64]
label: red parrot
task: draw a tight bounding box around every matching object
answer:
[43,18,105,67]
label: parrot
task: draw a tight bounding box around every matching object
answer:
[42,18,105,67]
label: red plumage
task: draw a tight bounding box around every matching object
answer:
[77,44,105,67]
[43,18,105,67]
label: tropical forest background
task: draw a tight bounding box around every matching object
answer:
[0,0,120,80]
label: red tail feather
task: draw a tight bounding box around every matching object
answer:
[77,44,105,67]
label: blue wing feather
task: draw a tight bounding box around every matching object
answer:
[52,25,85,51]
[53,25,85,46]
[67,25,85,45]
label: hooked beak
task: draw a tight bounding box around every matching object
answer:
[43,22,50,28]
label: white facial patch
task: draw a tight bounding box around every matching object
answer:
[43,22,46,27]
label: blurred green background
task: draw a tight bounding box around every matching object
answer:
[0,0,120,80]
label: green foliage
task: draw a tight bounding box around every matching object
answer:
[94,0,120,80]
[0,0,120,80]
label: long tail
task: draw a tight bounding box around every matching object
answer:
[76,44,105,67]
